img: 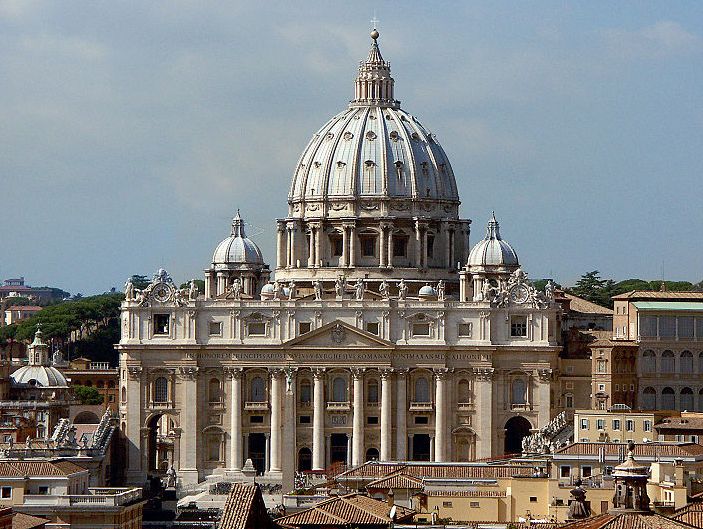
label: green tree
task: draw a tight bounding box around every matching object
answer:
[180,279,205,294]
[570,271,617,308]
[129,275,150,290]
[73,385,104,405]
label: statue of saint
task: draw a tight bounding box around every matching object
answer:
[437,280,445,301]
[313,280,323,301]
[354,279,365,301]
[188,279,198,301]
[397,279,408,301]
[124,278,134,301]
[288,281,296,300]
[335,277,346,298]
[230,278,242,300]
[379,280,390,299]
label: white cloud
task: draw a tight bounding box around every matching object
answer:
[601,20,702,60]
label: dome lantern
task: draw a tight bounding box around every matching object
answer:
[352,29,398,108]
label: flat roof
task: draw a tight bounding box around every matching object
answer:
[633,301,703,311]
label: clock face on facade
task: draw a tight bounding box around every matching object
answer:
[152,283,172,303]
[509,284,530,304]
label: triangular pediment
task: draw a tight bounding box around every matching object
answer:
[284,320,393,348]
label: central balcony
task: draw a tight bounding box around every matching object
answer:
[244,401,269,411]
[457,402,475,411]
[326,401,351,412]
[409,401,434,412]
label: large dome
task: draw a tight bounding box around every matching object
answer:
[212,211,264,268]
[287,30,459,219]
[468,213,519,269]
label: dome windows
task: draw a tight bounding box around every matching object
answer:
[343,131,353,140]
[389,130,399,142]
[325,132,334,140]
[365,131,377,141]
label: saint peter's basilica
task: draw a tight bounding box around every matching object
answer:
[118,30,562,486]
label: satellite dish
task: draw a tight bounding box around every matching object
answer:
[389,505,397,520]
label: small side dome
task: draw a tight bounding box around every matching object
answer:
[418,285,437,299]
[11,365,68,388]
[212,211,264,267]
[468,213,519,269]
[260,283,275,300]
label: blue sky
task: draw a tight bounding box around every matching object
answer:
[1,1,702,295]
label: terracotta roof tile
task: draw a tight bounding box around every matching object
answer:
[564,294,614,315]
[276,494,414,527]
[671,502,703,528]
[12,513,48,529]
[421,489,507,497]
[218,483,274,529]
[0,459,87,478]
[338,461,534,481]
[366,471,423,490]
[560,512,695,529]
[612,291,703,301]
[555,442,703,459]
[656,416,703,431]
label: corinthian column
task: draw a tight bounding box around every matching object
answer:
[473,367,494,459]
[226,367,243,470]
[269,369,283,474]
[312,369,325,470]
[395,369,408,460]
[380,369,392,461]
[434,368,449,462]
[276,222,286,269]
[379,225,387,269]
[351,368,365,466]
[178,366,199,483]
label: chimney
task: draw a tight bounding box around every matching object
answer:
[675,459,684,486]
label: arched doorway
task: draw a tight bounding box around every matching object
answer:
[365,447,379,461]
[298,447,312,472]
[248,433,266,475]
[504,416,531,455]
[74,411,100,424]
[146,413,175,475]
[330,434,348,465]
[412,434,431,461]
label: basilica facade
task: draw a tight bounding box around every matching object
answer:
[118,30,562,486]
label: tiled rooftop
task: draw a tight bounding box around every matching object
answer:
[0,459,86,477]
[276,494,414,527]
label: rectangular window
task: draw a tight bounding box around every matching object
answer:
[644,420,652,432]
[640,316,657,338]
[530,497,538,503]
[613,420,621,430]
[615,384,620,392]
[691,435,699,443]
[37,486,49,495]
[365,322,379,335]
[511,316,528,337]
[565,395,574,408]
[580,419,589,430]
[0,487,10,499]
[154,314,170,335]
[676,434,684,442]
[299,415,311,424]
[367,416,379,425]
[209,321,222,336]
[598,384,606,392]
[457,323,472,337]
[660,316,676,338]
[582,466,592,478]
[360,236,376,257]
[427,235,435,259]
[299,322,311,335]
[414,416,429,425]
[679,316,695,339]
[247,322,266,336]
[597,419,605,430]
[331,236,343,257]
[597,360,607,373]
[470,501,480,508]
[250,415,264,424]
[560,466,571,478]
[393,237,408,258]
[443,501,452,508]
[626,420,635,432]
[413,323,430,336]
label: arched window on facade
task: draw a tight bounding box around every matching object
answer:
[642,387,656,410]
[298,448,312,471]
[332,377,347,402]
[300,379,312,404]
[642,350,656,373]
[365,447,380,461]
[415,377,430,403]
[699,353,703,374]
[121,386,127,403]
[367,380,379,404]
[250,376,266,402]
[681,351,694,373]
[154,377,168,403]
[681,387,694,410]
[662,387,675,409]
[209,378,221,403]
[458,379,471,403]
[662,351,675,373]
[698,389,703,412]
[512,379,527,405]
